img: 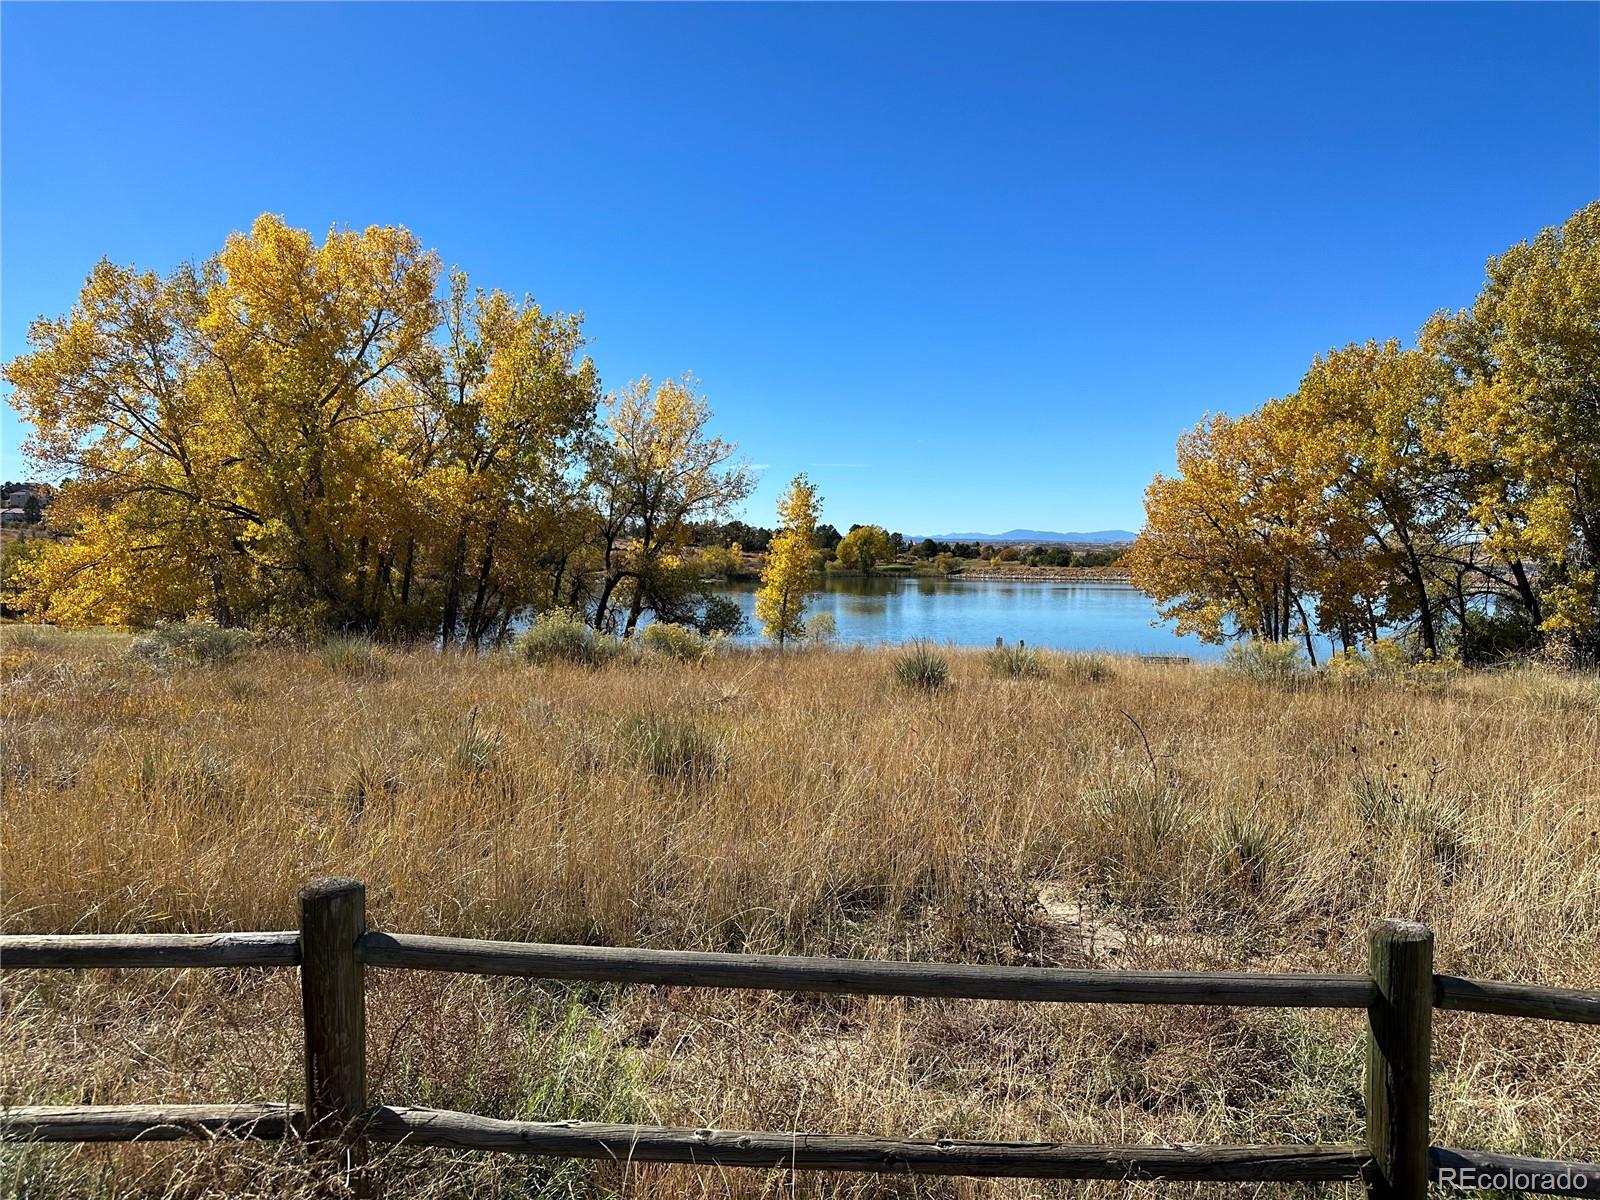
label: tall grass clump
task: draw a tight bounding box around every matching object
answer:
[519,995,657,1124]
[1059,651,1113,683]
[986,642,1048,679]
[639,621,717,663]
[515,609,622,667]
[450,707,504,775]
[318,634,389,677]
[1219,637,1303,682]
[619,713,723,781]
[893,641,950,691]
[1,624,69,652]
[129,620,254,666]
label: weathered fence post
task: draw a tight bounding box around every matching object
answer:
[300,877,369,1195]
[1365,919,1433,1200]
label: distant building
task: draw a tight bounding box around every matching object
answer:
[0,483,51,510]
[0,483,51,525]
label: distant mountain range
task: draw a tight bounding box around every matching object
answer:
[916,528,1137,544]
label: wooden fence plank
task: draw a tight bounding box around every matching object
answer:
[362,1107,1371,1181]
[1431,1147,1600,1197]
[0,1104,300,1142]
[0,932,300,970]
[359,933,1375,1008]
[1434,976,1600,1025]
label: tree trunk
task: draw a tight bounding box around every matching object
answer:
[623,586,645,637]
[399,538,416,608]
[464,524,500,650]
[1409,565,1438,659]
[1507,557,1541,627]
[206,557,232,628]
[439,526,469,648]
[593,573,623,633]
[1293,593,1318,666]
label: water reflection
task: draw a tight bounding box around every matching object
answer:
[709,576,1216,659]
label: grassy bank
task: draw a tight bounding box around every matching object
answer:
[2,632,1597,1197]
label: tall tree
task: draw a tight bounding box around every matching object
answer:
[411,272,599,647]
[1126,408,1326,653]
[587,375,752,634]
[4,260,242,625]
[1427,200,1600,657]
[1284,341,1454,658]
[3,216,612,642]
[194,215,441,631]
[756,474,819,648]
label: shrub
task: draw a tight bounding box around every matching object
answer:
[893,642,950,691]
[620,714,723,781]
[640,621,717,663]
[696,544,741,580]
[1219,638,1303,682]
[515,610,622,667]
[1325,638,1459,687]
[986,643,1048,679]
[318,635,389,677]
[129,621,254,666]
[804,612,837,644]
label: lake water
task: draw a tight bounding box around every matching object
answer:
[711,576,1219,659]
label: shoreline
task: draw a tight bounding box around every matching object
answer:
[940,567,1133,584]
[799,566,1134,585]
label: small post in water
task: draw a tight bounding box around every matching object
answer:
[1365,919,1433,1200]
[300,877,369,1194]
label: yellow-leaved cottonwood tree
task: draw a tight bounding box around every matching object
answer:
[835,523,893,573]
[3,215,747,645]
[587,374,752,635]
[1129,200,1600,663]
[756,474,819,647]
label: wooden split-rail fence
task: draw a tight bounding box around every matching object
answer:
[2,878,1597,1197]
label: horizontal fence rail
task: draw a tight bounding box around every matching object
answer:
[0,1103,1371,1180]
[7,1104,1598,1195]
[358,931,1377,1008]
[0,932,301,970]
[2,878,1597,1200]
[362,1109,1372,1181]
[1429,1148,1600,1199]
[1434,974,1600,1024]
[2,1103,301,1143]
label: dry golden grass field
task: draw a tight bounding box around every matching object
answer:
[2,629,1597,1197]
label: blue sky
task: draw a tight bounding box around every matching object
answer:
[3,3,1596,533]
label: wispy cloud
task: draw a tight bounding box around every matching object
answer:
[811,462,869,468]
[750,463,772,471]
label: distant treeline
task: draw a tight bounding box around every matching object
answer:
[692,521,1125,568]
